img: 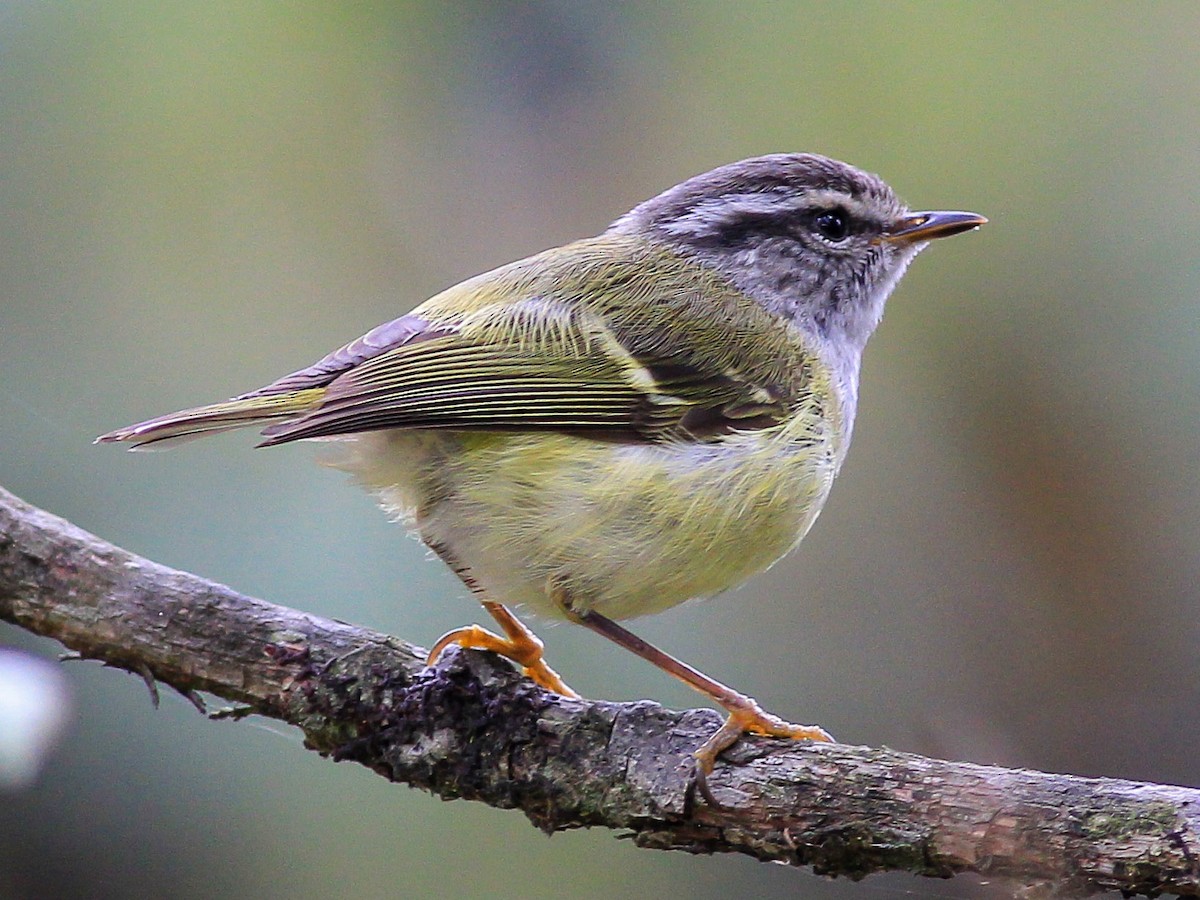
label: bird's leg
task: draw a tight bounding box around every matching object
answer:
[565,608,832,774]
[427,600,579,699]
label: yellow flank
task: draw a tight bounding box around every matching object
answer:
[336,355,842,622]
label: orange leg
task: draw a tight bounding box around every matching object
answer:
[567,609,832,774]
[427,600,579,699]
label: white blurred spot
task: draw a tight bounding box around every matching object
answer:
[0,650,72,789]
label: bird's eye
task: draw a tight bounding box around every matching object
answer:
[813,209,850,242]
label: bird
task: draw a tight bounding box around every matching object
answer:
[98,153,985,776]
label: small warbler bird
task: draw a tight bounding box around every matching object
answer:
[98,153,984,774]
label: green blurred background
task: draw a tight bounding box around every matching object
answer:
[2,3,1199,898]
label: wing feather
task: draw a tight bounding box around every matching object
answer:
[252,239,808,446]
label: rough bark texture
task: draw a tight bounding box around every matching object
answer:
[1,484,1198,897]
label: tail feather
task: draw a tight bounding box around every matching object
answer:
[95,389,325,450]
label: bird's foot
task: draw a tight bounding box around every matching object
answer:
[427,621,578,698]
[695,699,833,776]
[691,700,832,807]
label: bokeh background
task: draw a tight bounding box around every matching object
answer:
[2,3,1199,898]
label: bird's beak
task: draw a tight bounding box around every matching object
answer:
[883,210,987,245]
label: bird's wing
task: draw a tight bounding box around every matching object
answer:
[255,241,810,446]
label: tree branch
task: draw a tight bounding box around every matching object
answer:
[0,485,1196,897]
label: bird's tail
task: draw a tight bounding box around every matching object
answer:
[95,388,325,450]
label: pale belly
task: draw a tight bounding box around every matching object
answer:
[333,420,841,621]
